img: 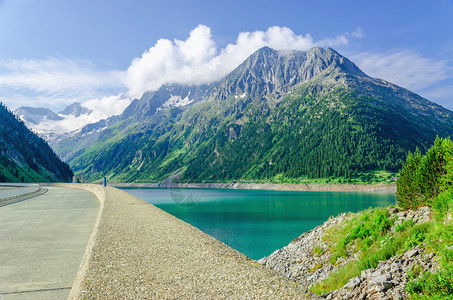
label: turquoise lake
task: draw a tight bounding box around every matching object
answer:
[121,188,395,260]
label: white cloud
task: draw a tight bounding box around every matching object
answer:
[352,50,449,91]
[416,83,453,110]
[0,57,124,93]
[82,94,131,119]
[125,25,358,98]
[351,27,363,38]
[32,114,105,135]
[23,94,131,136]
[0,24,363,127]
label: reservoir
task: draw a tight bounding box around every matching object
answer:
[121,188,395,260]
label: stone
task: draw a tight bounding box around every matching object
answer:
[407,211,416,218]
[418,207,429,213]
[341,293,354,300]
[388,207,399,214]
[372,292,388,299]
[371,270,383,278]
[390,266,401,273]
[405,249,418,258]
[256,258,266,265]
[381,280,394,290]
[361,268,372,280]
[367,284,384,295]
[396,211,406,218]
[343,276,361,289]
[372,274,392,282]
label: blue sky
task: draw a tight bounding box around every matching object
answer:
[0,0,452,115]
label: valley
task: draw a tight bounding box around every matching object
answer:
[34,47,453,185]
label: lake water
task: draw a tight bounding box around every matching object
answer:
[121,188,395,260]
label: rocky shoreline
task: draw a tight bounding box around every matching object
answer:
[258,206,436,300]
[326,246,437,300]
[112,182,396,193]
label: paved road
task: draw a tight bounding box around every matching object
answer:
[0,186,99,299]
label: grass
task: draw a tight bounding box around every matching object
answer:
[313,208,402,293]
[311,191,453,298]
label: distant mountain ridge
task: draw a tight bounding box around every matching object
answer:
[15,106,63,124]
[0,103,73,182]
[58,102,92,117]
[55,47,453,183]
[122,83,213,120]
[14,101,105,145]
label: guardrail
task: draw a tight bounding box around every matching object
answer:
[0,183,41,200]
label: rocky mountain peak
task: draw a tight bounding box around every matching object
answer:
[121,83,213,120]
[212,46,367,101]
[58,101,92,117]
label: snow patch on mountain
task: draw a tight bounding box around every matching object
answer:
[14,101,117,144]
[156,93,195,112]
[235,93,247,99]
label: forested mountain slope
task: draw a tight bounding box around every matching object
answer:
[0,103,73,182]
[65,47,453,183]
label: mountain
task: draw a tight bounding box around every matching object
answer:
[14,102,108,146]
[52,114,121,162]
[54,84,213,162]
[122,84,213,120]
[14,106,63,124]
[60,47,453,183]
[58,101,92,117]
[0,103,73,182]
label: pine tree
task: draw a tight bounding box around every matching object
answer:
[396,149,423,210]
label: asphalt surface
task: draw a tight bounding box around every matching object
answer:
[0,186,99,300]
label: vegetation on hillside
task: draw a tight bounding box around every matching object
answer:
[65,47,453,184]
[311,137,453,298]
[183,87,416,182]
[70,85,443,184]
[0,102,73,182]
[397,137,453,210]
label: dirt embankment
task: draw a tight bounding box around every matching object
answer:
[111,182,396,193]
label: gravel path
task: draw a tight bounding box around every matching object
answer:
[57,184,311,299]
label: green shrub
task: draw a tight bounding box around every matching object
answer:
[395,219,413,232]
[404,223,430,248]
[406,263,453,298]
[433,190,453,220]
[397,137,453,210]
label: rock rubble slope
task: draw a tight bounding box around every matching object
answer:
[327,247,438,300]
[259,206,439,300]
